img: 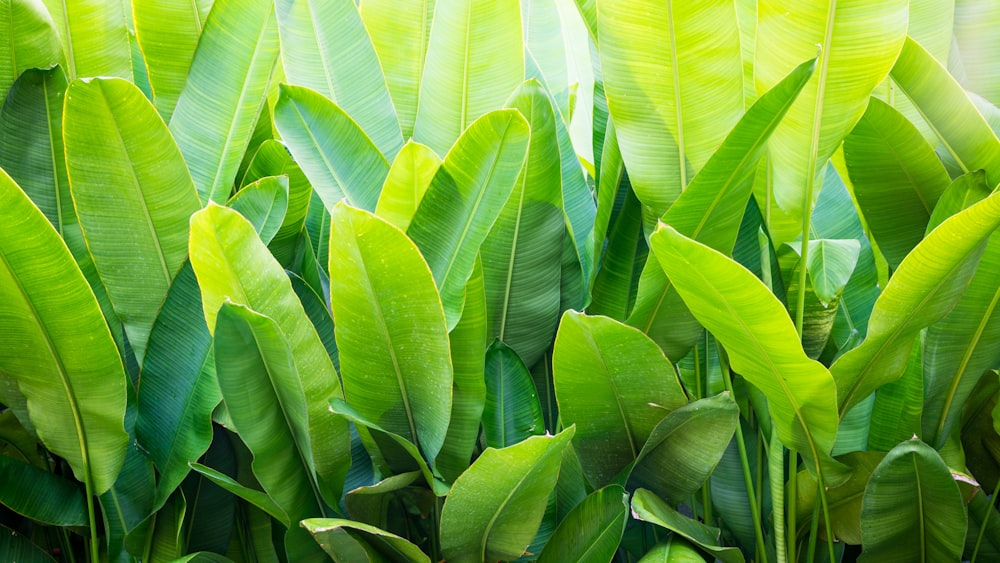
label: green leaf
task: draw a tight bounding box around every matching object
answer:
[537,485,628,563]
[756,0,908,242]
[954,0,1000,106]
[375,141,442,231]
[631,489,745,563]
[628,393,738,504]
[553,311,687,487]
[785,239,861,306]
[0,170,128,494]
[275,0,403,160]
[189,203,348,503]
[832,188,1000,417]
[626,56,816,360]
[439,428,575,563]
[407,109,530,329]
[242,139,314,266]
[0,523,56,562]
[41,0,131,81]
[64,77,201,363]
[302,519,431,563]
[0,454,86,526]
[412,0,524,156]
[795,451,884,545]
[637,537,708,562]
[328,202,453,464]
[588,186,646,321]
[273,84,391,212]
[859,439,967,562]
[214,303,328,563]
[890,36,1000,188]
[649,226,841,472]
[189,462,288,525]
[132,0,211,121]
[169,0,280,203]
[0,0,62,99]
[483,340,545,449]
[359,0,435,140]
[867,341,923,451]
[228,175,289,245]
[598,0,744,217]
[843,97,951,269]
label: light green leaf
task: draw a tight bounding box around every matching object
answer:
[64,77,201,363]
[598,0,744,216]
[169,0,279,203]
[628,393,738,504]
[41,0,130,81]
[228,175,288,245]
[481,80,565,368]
[329,202,453,463]
[439,428,575,563]
[649,226,841,471]
[0,0,62,98]
[412,0,524,156]
[631,489,745,563]
[0,171,128,494]
[756,0,908,242]
[276,0,403,159]
[359,0,435,140]
[132,0,211,121]
[302,519,431,563]
[483,340,545,449]
[831,188,1000,417]
[867,341,923,452]
[189,203,348,504]
[241,139,313,266]
[785,239,861,306]
[273,84,390,212]
[843,97,951,269]
[374,141,442,231]
[553,311,687,487]
[954,0,1000,106]
[523,0,571,119]
[537,485,628,563]
[859,439,966,562]
[407,109,530,329]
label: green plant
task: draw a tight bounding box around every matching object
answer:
[2,0,1000,561]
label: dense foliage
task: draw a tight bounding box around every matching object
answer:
[1,0,1000,561]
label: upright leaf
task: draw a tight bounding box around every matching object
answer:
[228,175,289,245]
[0,0,62,98]
[41,0,131,80]
[537,485,629,563]
[169,0,280,203]
[64,77,201,363]
[374,141,442,231]
[413,0,524,155]
[483,340,545,448]
[242,139,313,265]
[0,171,128,494]
[953,0,1000,106]
[328,203,453,464]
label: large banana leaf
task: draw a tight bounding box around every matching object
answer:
[374,141,442,231]
[64,77,201,364]
[132,0,212,121]
[480,80,565,368]
[537,485,628,563]
[523,0,571,120]
[626,57,815,359]
[587,186,645,321]
[40,0,131,80]
[755,0,908,243]
[275,0,403,159]
[439,428,574,563]
[843,97,951,269]
[553,311,687,487]
[859,439,966,562]
[328,202,453,464]
[407,109,530,328]
[412,0,524,156]
[169,0,279,203]
[273,84,390,212]
[189,203,348,503]
[831,188,1000,417]
[599,0,744,217]
[241,139,313,266]
[649,226,841,472]
[0,170,128,494]
[0,454,87,526]
[301,519,430,563]
[954,0,1000,106]
[214,303,328,563]
[227,175,288,245]
[482,340,545,448]
[890,37,1000,188]
[0,0,62,98]
[631,489,745,563]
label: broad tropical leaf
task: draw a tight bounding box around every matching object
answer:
[953,0,1000,106]
[41,0,131,80]
[241,139,313,265]
[483,340,545,448]
[302,519,431,563]
[0,0,62,98]
[632,489,745,563]
[375,141,442,231]
[794,451,884,544]
[227,175,289,245]
[537,485,628,563]
[0,454,87,526]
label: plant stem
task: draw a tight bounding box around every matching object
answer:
[85,477,99,563]
[787,450,797,563]
[769,430,786,563]
[970,477,1000,563]
[805,488,821,562]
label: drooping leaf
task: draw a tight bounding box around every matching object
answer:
[227,175,289,245]
[41,0,131,80]
[0,0,62,99]
[553,311,687,487]
[302,519,431,563]
[0,454,87,526]
[0,523,56,562]
[483,340,545,449]
[412,0,524,156]
[169,0,280,203]
[631,489,745,563]
[537,485,629,563]
[439,428,574,563]
[374,141,442,231]
[407,109,530,328]
[0,170,128,495]
[859,439,967,562]
[189,462,288,525]
[273,84,390,212]
[276,0,403,159]
[328,202,453,464]
[64,77,201,363]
